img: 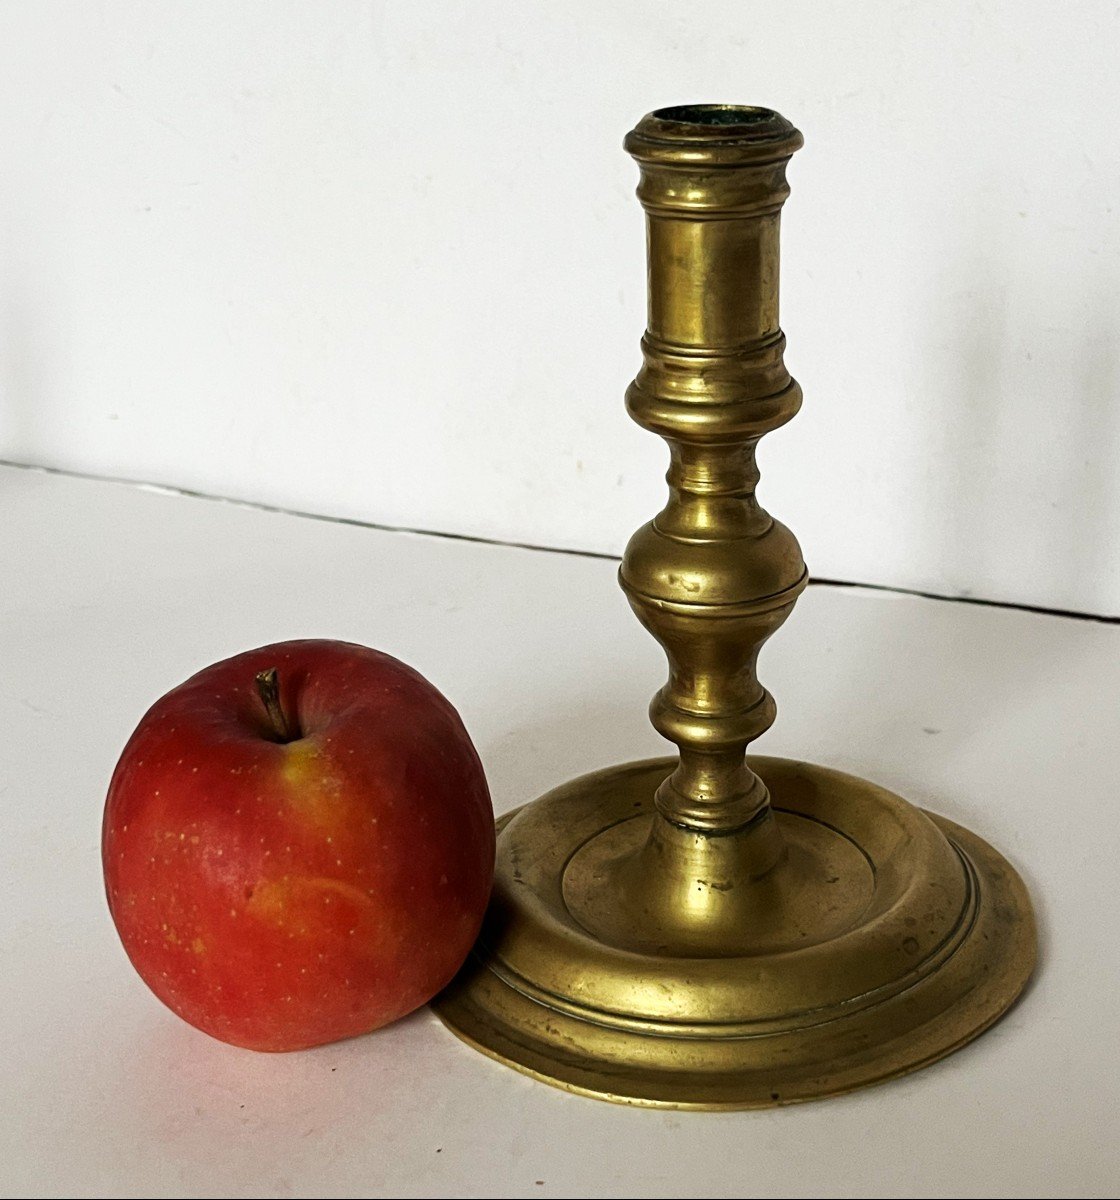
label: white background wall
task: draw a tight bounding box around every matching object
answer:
[1,1,1117,615]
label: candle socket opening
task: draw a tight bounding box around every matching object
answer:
[652,104,776,127]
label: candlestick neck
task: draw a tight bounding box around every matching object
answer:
[621,106,805,841]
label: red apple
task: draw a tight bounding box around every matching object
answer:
[102,639,494,1051]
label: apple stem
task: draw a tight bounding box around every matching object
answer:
[254,668,296,742]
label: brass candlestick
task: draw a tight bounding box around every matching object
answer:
[433,105,1036,1108]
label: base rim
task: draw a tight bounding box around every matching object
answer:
[432,756,1036,1110]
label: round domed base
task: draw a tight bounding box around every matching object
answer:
[433,756,1036,1109]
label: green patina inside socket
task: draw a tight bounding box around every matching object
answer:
[653,104,773,127]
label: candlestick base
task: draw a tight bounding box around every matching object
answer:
[432,756,1035,1109]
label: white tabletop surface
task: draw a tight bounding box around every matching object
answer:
[3,463,1117,1199]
